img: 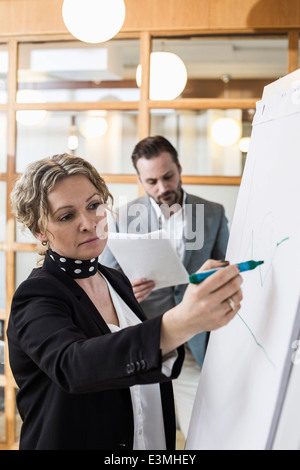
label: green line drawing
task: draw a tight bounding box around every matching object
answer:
[237,313,276,368]
[258,236,290,287]
[237,224,290,367]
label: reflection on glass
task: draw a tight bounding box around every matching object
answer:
[15,252,39,290]
[106,183,139,211]
[16,222,36,244]
[16,90,48,127]
[0,113,7,173]
[18,40,140,103]
[0,183,6,242]
[0,252,5,310]
[16,110,139,174]
[152,36,288,99]
[150,108,254,176]
[0,45,8,104]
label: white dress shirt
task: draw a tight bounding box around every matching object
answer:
[150,192,186,262]
[103,274,176,450]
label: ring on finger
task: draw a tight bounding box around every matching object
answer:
[226,297,236,311]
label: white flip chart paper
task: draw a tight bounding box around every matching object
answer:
[186,70,300,450]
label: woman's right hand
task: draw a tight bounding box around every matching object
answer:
[160,263,243,356]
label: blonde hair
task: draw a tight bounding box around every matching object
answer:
[11,153,113,237]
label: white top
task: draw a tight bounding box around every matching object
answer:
[150,192,187,262]
[103,274,177,450]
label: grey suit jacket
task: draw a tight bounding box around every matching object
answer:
[101,192,229,367]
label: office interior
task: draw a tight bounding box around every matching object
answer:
[0,0,299,450]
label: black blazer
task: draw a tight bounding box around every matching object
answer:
[7,254,184,450]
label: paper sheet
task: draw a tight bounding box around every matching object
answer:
[107,230,189,290]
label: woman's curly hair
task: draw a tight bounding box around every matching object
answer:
[11,153,113,238]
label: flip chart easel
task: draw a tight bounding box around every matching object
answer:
[186,70,300,450]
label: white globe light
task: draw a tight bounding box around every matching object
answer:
[68,134,79,151]
[16,90,48,127]
[136,52,187,100]
[80,116,108,138]
[239,137,251,153]
[62,0,126,43]
[211,118,241,147]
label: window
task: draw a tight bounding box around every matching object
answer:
[0,114,7,173]
[16,110,139,174]
[0,253,4,310]
[151,108,254,176]
[0,45,8,104]
[151,36,288,99]
[17,39,141,103]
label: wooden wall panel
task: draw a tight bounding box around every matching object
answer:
[124,0,210,32]
[209,0,300,30]
[288,31,300,72]
[0,0,66,36]
[126,0,300,31]
[243,0,300,29]
[0,0,299,38]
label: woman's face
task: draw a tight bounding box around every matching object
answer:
[36,174,108,260]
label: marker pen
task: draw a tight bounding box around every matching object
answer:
[189,260,264,284]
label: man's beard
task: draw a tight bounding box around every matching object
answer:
[156,183,182,207]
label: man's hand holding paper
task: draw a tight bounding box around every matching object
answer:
[131,277,156,302]
[107,230,189,292]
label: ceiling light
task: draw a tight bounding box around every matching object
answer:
[62,0,126,44]
[136,51,187,100]
[211,117,241,147]
[68,134,79,151]
[68,116,79,152]
[80,114,108,138]
[239,137,251,153]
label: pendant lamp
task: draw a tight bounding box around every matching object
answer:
[211,117,241,147]
[210,75,242,147]
[136,51,187,100]
[62,0,126,44]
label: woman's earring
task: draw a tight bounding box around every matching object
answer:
[41,241,48,246]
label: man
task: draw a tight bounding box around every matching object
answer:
[101,135,229,437]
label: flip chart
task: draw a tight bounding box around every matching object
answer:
[186,70,300,450]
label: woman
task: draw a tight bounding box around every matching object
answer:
[7,153,242,450]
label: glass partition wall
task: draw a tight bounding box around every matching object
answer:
[0,31,297,448]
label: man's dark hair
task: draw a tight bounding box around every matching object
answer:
[131,135,179,171]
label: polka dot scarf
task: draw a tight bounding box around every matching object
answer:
[47,249,98,279]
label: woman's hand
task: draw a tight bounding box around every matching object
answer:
[198,259,229,272]
[131,278,155,303]
[131,260,227,303]
[160,263,243,356]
